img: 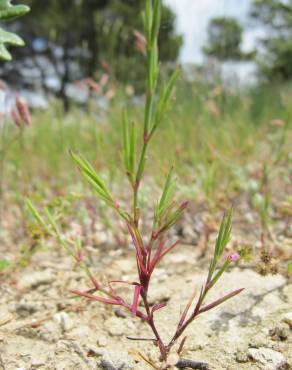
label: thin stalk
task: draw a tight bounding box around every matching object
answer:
[133,137,150,226]
[141,289,167,361]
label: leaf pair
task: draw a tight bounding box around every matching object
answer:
[70,151,115,207]
[154,168,175,223]
[143,0,160,49]
[154,170,187,236]
[150,69,180,137]
[207,208,233,283]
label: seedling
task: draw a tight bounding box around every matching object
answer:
[26,1,243,368]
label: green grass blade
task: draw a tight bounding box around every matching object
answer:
[25,198,50,233]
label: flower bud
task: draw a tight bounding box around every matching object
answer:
[179,201,189,210]
[11,109,21,127]
[16,95,31,125]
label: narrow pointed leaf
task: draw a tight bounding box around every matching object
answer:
[208,260,230,290]
[25,198,50,233]
[199,288,244,314]
[157,167,175,221]
[70,151,112,199]
[71,290,121,305]
[178,289,197,328]
[151,302,167,316]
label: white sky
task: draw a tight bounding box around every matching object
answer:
[163,0,259,63]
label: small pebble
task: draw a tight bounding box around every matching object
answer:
[18,271,55,290]
[235,350,249,363]
[100,349,135,370]
[53,312,74,332]
[248,347,288,370]
[282,312,292,328]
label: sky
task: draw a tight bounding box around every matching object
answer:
[163,0,258,64]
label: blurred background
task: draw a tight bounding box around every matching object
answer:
[1,0,291,109]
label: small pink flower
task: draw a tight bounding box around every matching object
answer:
[228,252,240,262]
[75,228,82,237]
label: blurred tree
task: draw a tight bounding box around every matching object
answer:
[250,0,292,82]
[4,0,182,110]
[11,0,110,111]
[203,17,250,61]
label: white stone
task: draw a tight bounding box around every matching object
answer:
[18,271,55,289]
[100,350,135,370]
[53,312,74,332]
[282,312,292,328]
[248,347,287,370]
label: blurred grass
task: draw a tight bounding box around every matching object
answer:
[3,78,292,205]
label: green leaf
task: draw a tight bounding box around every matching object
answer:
[152,69,180,135]
[71,152,110,195]
[207,208,233,282]
[70,151,116,208]
[122,111,135,180]
[151,0,161,44]
[208,260,230,290]
[0,1,30,61]
[144,0,152,43]
[25,198,50,233]
[44,208,59,236]
[0,0,30,20]
[156,167,175,222]
[0,27,24,46]
[0,28,24,60]
[216,208,232,257]
[158,202,186,234]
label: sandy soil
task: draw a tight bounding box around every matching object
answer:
[0,240,291,370]
[0,197,291,370]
